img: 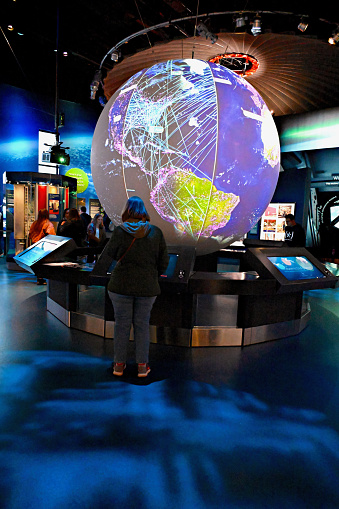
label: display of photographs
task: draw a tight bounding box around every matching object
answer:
[260,202,295,241]
[48,194,60,220]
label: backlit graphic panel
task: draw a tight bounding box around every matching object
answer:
[91,59,280,254]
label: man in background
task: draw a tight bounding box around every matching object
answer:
[284,214,306,247]
[79,206,91,230]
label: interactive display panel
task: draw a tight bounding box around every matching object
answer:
[160,254,179,278]
[243,247,338,293]
[91,59,280,255]
[14,235,77,274]
[267,256,326,281]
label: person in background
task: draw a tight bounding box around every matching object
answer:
[284,213,306,247]
[56,208,70,235]
[105,196,169,378]
[59,208,86,247]
[102,211,111,231]
[87,213,107,262]
[87,213,106,247]
[80,206,92,230]
[29,209,56,285]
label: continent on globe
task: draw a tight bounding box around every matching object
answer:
[150,168,240,237]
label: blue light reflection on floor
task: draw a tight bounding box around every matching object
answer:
[1,351,339,508]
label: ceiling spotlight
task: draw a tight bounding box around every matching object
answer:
[196,22,218,44]
[298,17,308,32]
[7,25,14,31]
[110,50,121,62]
[235,15,246,29]
[251,15,261,36]
[90,69,102,100]
[328,30,339,45]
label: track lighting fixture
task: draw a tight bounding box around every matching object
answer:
[251,15,261,36]
[298,17,308,32]
[90,69,102,100]
[235,15,246,29]
[328,29,339,45]
[196,22,218,44]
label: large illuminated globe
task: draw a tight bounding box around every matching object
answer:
[91,59,280,254]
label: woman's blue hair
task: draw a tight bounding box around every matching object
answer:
[122,196,150,222]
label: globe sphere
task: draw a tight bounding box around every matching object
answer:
[91,59,280,255]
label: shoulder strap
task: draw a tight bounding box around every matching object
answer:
[116,237,136,265]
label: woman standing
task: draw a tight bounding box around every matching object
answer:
[56,208,70,235]
[87,213,106,247]
[29,209,56,285]
[29,209,56,243]
[87,213,107,262]
[106,196,168,378]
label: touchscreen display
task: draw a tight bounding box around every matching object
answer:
[161,253,178,278]
[16,240,59,266]
[268,256,326,281]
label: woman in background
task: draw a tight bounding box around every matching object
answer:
[29,208,56,244]
[29,209,56,285]
[87,213,106,247]
[106,196,168,378]
[87,213,107,262]
[56,208,70,235]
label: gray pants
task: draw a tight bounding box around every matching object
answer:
[108,292,156,364]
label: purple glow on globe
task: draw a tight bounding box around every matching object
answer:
[91,59,280,254]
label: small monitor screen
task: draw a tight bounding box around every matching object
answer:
[16,240,59,266]
[268,256,326,281]
[160,254,179,278]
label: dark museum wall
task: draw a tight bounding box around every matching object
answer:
[271,168,312,228]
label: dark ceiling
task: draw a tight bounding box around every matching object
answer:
[2,0,339,110]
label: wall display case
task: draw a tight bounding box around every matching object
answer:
[3,172,77,260]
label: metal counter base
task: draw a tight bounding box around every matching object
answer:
[47,296,311,347]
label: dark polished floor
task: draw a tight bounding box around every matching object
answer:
[1,257,339,508]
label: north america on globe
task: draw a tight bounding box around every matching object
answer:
[91,59,280,254]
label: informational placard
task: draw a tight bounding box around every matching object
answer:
[260,202,295,241]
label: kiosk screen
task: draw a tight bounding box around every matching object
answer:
[267,256,326,281]
[16,240,61,266]
[161,253,178,278]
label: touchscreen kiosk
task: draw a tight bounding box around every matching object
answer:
[243,247,338,293]
[267,256,326,281]
[14,235,77,274]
